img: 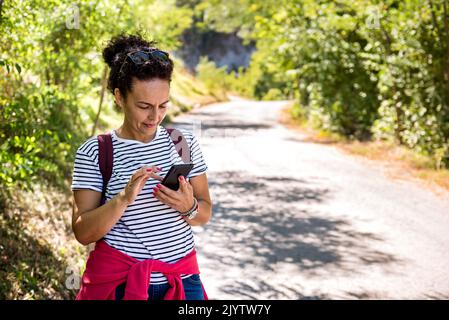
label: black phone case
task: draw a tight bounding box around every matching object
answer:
[161,163,194,190]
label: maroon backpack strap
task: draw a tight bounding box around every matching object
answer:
[166,128,191,163]
[97,133,113,204]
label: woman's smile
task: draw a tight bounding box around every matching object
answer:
[143,122,157,129]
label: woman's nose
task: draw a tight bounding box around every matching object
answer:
[148,107,157,119]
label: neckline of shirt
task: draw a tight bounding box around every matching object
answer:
[111,125,162,145]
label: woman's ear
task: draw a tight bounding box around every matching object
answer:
[114,88,124,109]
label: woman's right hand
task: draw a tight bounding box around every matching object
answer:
[120,165,163,205]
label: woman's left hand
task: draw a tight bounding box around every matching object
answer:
[152,176,195,214]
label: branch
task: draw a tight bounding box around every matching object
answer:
[444,0,449,53]
[0,0,3,25]
[443,0,449,104]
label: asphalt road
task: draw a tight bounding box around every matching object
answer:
[171,97,449,300]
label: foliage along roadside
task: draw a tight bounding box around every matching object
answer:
[182,0,449,169]
[0,0,195,201]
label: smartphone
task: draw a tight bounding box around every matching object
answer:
[161,163,194,191]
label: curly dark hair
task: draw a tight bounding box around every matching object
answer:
[102,33,174,99]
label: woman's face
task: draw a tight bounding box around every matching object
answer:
[115,78,170,139]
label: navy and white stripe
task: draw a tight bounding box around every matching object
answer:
[71,125,208,284]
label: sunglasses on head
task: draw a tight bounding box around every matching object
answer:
[119,49,169,74]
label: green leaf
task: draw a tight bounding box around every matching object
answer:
[15,63,22,74]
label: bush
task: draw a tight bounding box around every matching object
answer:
[0,83,86,195]
[195,56,229,100]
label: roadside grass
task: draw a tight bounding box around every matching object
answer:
[280,103,449,194]
[170,58,221,109]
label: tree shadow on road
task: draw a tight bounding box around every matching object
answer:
[196,171,403,299]
[422,292,449,300]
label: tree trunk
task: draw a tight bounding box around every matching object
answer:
[443,0,449,105]
[91,66,108,137]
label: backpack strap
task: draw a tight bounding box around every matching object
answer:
[97,133,113,205]
[166,128,191,163]
[96,128,190,205]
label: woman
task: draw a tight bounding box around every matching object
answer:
[71,34,212,300]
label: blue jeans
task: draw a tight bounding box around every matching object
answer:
[115,274,205,300]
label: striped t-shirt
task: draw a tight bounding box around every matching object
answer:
[71,125,208,284]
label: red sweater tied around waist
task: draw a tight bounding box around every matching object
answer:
[76,240,208,300]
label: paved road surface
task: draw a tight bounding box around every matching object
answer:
[171,97,449,300]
